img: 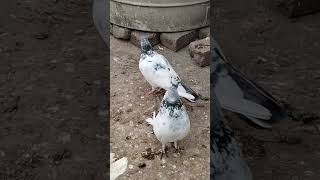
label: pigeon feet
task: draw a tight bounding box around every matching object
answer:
[160,145,168,160]
[144,88,162,96]
[173,142,183,154]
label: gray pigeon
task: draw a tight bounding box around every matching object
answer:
[212,38,286,128]
[92,0,108,45]
[146,87,190,159]
[211,88,253,180]
[139,37,200,102]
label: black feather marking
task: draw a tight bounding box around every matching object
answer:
[161,98,183,118]
[153,63,166,71]
[180,80,200,100]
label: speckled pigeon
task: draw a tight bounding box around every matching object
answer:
[146,87,190,159]
[139,37,200,102]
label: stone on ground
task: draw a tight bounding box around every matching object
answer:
[112,25,131,40]
[160,30,198,52]
[189,37,210,67]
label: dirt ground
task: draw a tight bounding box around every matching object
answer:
[0,0,108,179]
[214,0,320,180]
[110,37,210,179]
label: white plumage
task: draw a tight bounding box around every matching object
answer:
[139,38,197,102]
[146,89,190,157]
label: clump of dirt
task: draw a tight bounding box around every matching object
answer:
[141,148,155,160]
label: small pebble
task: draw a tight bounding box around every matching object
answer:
[141,148,155,160]
[138,162,146,168]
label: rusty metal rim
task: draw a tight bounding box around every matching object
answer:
[111,0,209,8]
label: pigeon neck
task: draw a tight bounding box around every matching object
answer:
[141,39,153,55]
[164,89,180,104]
[141,49,154,56]
[162,96,182,109]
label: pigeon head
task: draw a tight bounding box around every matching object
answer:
[163,87,180,105]
[140,37,153,55]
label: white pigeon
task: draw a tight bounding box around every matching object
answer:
[139,37,199,102]
[146,87,190,158]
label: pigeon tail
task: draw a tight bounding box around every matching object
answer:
[219,97,272,120]
[225,66,287,122]
[212,38,286,125]
[179,81,201,102]
[177,91,196,102]
[245,115,272,129]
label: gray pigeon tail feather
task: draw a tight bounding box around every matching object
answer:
[212,37,286,128]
